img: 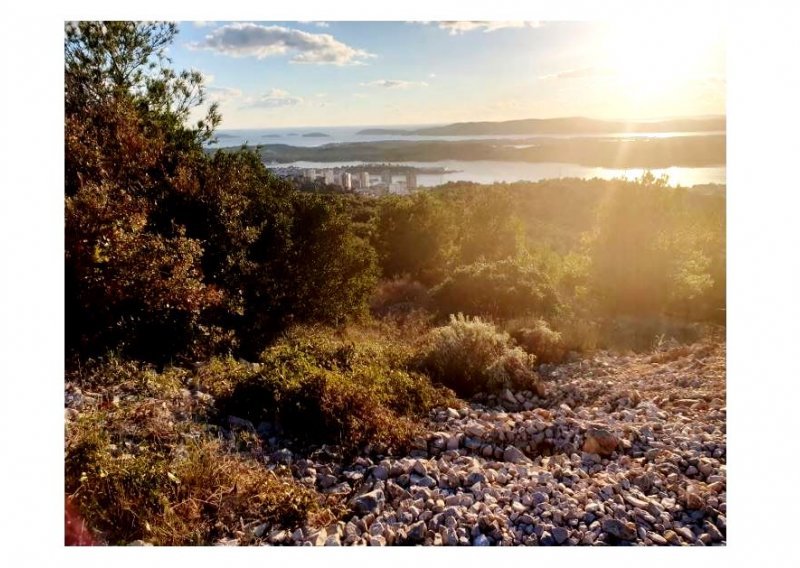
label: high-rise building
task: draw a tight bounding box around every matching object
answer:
[388,183,409,195]
[304,168,317,181]
[324,170,335,185]
[342,172,352,190]
[381,170,392,184]
[407,172,418,190]
[359,171,370,189]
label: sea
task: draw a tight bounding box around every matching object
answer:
[207,125,726,188]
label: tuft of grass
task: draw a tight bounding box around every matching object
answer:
[545,315,600,355]
[417,314,543,397]
[596,315,710,353]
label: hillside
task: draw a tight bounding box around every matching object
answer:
[65,335,726,546]
[250,134,726,168]
[64,22,727,548]
[356,116,726,136]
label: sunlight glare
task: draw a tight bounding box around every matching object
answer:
[600,19,725,112]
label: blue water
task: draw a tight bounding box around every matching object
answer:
[206,125,725,149]
[209,125,726,188]
[267,160,725,188]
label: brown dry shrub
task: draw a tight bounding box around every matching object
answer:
[507,318,567,364]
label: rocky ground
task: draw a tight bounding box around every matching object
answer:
[66,338,726,546]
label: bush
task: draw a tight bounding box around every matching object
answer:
[507,318,567,364]
[417,314,543,397]
[430,257,561,319]
[235,192,380,357]
[215,327,456,455]
[369,277,431,317]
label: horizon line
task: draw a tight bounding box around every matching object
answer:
[214,113,727,131]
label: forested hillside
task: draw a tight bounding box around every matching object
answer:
[65,22,726,546]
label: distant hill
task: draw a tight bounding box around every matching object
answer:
[356,116,726,136]
[233,134,726,169]
[302,132,331,138]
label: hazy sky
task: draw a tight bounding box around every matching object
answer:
[173,20,726,129]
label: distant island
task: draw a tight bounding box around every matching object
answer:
[302,132,330,138]
[214,133,238,139]
[218,134,726,169]
[356,116,726,137]
[358,128,414,136]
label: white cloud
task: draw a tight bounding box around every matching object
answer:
[434,21,541,35]
[205,85,243,103]
[359,79,429,89]
[538,67,616,80]
[244,88,303,108]
[298,21,330,28]
[189,22,374,65]
[192,21,215,28]
[429,73,437,79]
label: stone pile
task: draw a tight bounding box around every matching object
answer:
[255,340,726,546]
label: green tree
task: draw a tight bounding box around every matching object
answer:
[450,185,525,265]
[65,22,222,360]
[373,193,456,284]
[236,193,379,356]
[65,22,381,361]
[586,175,714,318]
[431,256,562,319]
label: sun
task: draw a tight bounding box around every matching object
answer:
[599,20,725,112]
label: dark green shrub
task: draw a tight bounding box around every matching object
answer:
[373,193,456,284]
[431,257,561,319]
[369,277,431,317]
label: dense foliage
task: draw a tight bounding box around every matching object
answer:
[430,257,561,319]
[65,22,377,362]
[66,22,725,366]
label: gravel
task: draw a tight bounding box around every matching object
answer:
[72,338,725,547]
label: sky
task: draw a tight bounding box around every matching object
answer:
[172,20,726,129]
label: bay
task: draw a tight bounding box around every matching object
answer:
[266,159,726,188]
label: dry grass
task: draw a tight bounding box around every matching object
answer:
[65,359,335,545]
